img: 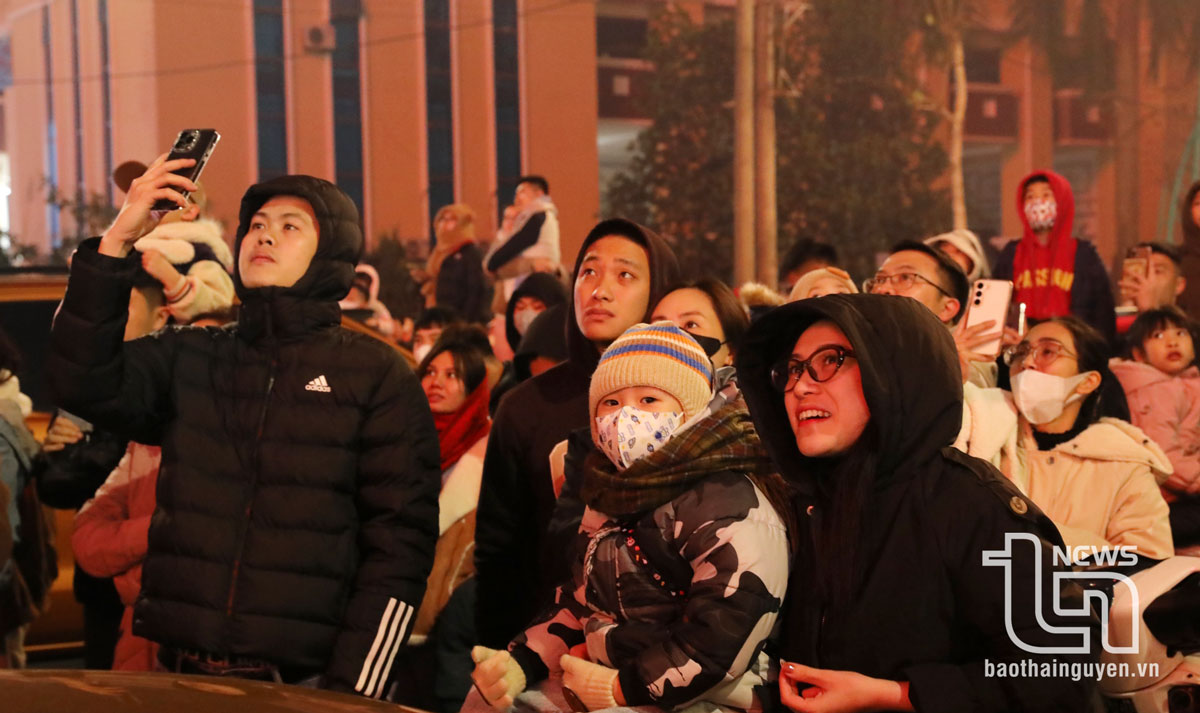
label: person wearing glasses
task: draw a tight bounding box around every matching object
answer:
[737,294,1095,713]
[864,241,1006,387]
[955,315,1173,560]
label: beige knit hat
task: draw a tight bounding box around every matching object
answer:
[787,266,858,302]
[589,322,715,442]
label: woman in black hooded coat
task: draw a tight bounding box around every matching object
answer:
[737,294,1097,713]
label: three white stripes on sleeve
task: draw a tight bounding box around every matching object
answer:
[354,597,413,699]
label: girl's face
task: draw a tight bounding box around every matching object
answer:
[421,351,467,414]
[782,320,871,458]
[1137,323,1196,376]
[651,288,731,367]
[596,386,683,418]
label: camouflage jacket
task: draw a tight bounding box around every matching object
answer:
[509,470,789,709]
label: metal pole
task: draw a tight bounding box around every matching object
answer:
[734,0,757,284]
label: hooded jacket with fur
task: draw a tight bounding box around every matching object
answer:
[133,217,235,325]
[737,294,1096,713]
[474,218,679,648]
[48,175,441,698]
[994,170,1116,342]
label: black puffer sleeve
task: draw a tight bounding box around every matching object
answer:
[48,239,177,445]
[324,352,441,698]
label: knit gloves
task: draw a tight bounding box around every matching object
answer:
[471,646,527,710]
[560,654,619,711]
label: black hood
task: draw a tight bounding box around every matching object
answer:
[1184,181,1200,243]
[513,303,569,380]
[564,218,680,371]
[232,175,363,342]
[505,272,568,351]
[736,294,962,494]
[233,175,363,303]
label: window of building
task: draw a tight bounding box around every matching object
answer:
[69,0,84,224]
[493,0,521,218]
[42,6,59,244]
[425,0,454,241]
[965,46,1002,84]
[332,0,364,215]
[596,16,648,59]
[253,0,287,181]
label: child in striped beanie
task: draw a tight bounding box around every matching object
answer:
[469,322,793,713]
[588,321,714,469]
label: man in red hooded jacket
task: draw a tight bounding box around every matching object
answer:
[994,170,1116,343]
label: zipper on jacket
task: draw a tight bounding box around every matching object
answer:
[223,357,278,631]
[806,503,824,668]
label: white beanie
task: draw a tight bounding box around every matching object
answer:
[925,229,990,283]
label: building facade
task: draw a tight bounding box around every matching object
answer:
[0,0,600,264]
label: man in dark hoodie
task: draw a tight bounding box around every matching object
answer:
[737,294,1096,713]
[1179,180,1200,319]
[48,155,440,698]
[474,218,679,648]
[994,170,1116,342]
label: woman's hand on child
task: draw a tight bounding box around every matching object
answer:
[779,662,912,713]
[100,153,197,258]
[470,646,526,710]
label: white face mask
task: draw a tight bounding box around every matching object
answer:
[1011,369,1094,425]
[413,343,433,365]
[513,308,541,337]
[1024,197,1057,233]
[595,406,683,470]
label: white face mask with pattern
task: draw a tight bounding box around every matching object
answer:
[595,407,683,470]
[1024,197,1057,233]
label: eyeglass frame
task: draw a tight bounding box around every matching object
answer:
[862,271,954,299]
[769,345,857,393]
[1002,339,1078,369]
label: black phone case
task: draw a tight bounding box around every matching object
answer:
[151,129,220,212]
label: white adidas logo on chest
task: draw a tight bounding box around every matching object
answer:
[305,375,332,393]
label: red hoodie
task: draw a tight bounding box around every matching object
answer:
[1012,169,1078,320]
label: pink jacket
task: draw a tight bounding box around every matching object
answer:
[1109,359,1200,494]
[72,443,161,671]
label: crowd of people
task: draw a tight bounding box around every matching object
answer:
[0,153,1197,713]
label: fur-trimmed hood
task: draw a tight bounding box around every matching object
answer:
[134,218,232,272]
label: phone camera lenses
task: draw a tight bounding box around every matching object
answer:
[174,130,199,152]
[974,299,982,306]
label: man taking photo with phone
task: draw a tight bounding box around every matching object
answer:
[48,155,440,699]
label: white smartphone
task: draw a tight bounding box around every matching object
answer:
[964,279,1014,358]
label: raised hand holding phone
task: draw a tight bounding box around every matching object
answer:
[99,152,197,258]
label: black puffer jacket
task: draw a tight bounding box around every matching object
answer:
[737,295,1097,713]
[474,218,679,647]
[49,176,440,698]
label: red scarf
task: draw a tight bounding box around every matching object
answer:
[433,381,491,471]
[1011,170,1077,320]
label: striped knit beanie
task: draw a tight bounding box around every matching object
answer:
[589,322,715,442]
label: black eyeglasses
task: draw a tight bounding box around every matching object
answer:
[862,272,953,299]
[769,346,856,392]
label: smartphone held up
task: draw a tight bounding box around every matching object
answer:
[150,129,220,212]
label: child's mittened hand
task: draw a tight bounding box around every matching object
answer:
[560,654,619,711]
[470,646,526,710]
